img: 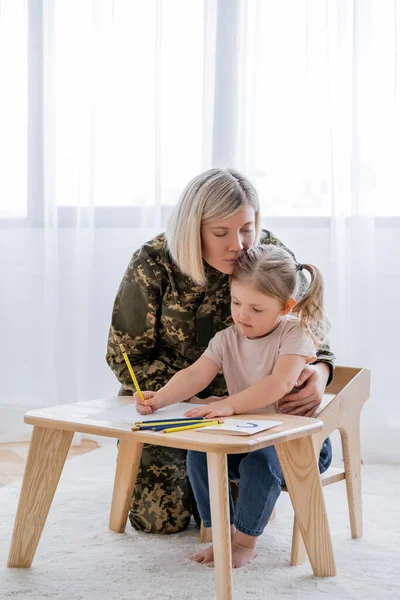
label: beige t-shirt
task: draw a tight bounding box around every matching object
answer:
[203,316,316,413]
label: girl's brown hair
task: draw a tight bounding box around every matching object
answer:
[231,244,329,347]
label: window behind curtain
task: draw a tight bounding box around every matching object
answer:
[54,0,205,209]
[1,0,400,220]
[0,1,27,218]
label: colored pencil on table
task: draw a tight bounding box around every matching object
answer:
[134,418,206,426]
[131,419,224,432]
[134,421,204,432]
[162,420,221,434]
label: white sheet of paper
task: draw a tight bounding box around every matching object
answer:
[88,402,206,424]
[198,419,282,435]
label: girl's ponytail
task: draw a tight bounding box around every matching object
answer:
[232,245,329,348]
[292,263,329,347]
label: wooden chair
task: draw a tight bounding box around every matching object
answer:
[199,366,370,566]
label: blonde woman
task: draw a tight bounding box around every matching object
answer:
[134,244,332,567]
[106,168,334,534]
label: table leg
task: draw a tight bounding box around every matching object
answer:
[109,440,143,533]
[207,452,232,600]
[8,426,73,568]
[276,435,336,577]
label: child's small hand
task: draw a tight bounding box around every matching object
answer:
[134,390,164,415]
[184,401,234,420]
[189,395,228,405]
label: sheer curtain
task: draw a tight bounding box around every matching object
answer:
[235,0,400,463]
[1,0,215,442]
[1,0,399,461]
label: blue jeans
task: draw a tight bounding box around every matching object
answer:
[187,438,332,537]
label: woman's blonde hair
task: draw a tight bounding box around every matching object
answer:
[166,168,261,286]
[231,244,329,347]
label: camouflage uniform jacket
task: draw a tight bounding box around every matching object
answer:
[106,230,335,534]
[106,230,334,397]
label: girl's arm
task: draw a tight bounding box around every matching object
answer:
[228,354,308,414]
[135,356,220,413]
[185,354,308,418]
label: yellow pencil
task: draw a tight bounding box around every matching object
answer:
[162,420,221,434]
[119,344,145,402]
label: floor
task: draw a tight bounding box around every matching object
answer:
[0,439,99,486]
[2,444,398,600]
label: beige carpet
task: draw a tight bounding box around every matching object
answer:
[0,439,99,486]
[0,444,399,600]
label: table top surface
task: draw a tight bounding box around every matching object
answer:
[24,397,323,454]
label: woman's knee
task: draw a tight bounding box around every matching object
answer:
[129,444,194,534]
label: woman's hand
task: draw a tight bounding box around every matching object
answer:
[278,363,330,417]
[184,400,234,419]
[134,390,165,415]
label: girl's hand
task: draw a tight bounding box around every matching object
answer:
[184,401,234,419]
[134,390,165,415]
[278,363,330,417]
[188,395,229,405]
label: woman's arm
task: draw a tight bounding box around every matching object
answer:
[106,252,174,394]
[185,354,308,418]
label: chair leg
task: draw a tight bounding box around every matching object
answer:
[276,435,336,577]
[341,422,363,538]
[290,515,307,566]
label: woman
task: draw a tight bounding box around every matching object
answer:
[106,168,334,534]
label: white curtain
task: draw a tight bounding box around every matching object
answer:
[1,0,399,462]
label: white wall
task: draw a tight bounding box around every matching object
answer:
[1,223,398,463]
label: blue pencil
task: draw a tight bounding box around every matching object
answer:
[135,421,204,431]
[141,422,204,432]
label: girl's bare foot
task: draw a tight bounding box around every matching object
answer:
[206,540,257,569]
[230,531,257,568]
[231,541,257,568]
[190,525,236,564]
[191,543,215,564]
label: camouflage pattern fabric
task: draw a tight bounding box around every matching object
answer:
[118,386,198,534]
[106,230,335,534]
[128,444,195,534]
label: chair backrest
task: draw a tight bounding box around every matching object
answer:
[313,366,370,452]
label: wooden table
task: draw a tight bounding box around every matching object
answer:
[7,397,336,600]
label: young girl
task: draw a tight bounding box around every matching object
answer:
[134,244,332,567]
